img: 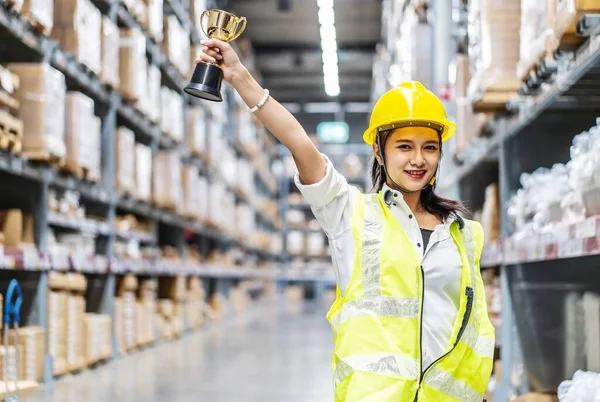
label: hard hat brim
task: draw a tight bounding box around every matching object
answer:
[363,119,456,145]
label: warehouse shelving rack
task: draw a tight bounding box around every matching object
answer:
[438,19,600,400]
[0,0,289,386]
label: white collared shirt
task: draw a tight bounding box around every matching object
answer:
[294,155,463,370]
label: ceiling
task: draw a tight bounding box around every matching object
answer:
[230,0,382,104]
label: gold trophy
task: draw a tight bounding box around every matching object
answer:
[184,9,247,102]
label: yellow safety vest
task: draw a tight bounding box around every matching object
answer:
[326,192,495,401]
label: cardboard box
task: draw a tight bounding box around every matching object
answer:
[115,127,135,195]
[160,87,183,142]
[142,0,163,42]
[23,0,54,34]
[189,0,208,39]
[162,15,190,76]
[53,0,102,74]
[119,27,146,101]
[65,92,99,174]
[159,276,187,302]
[8,326,44,382]
[134,143,152,202]
[100,16,120,88]
[48,291,68,375]
[0,346,17,382]
[152,151,183,211]
[482,183,501,242]
[147,64,161,123]
[186,107,207,157]
[8,63,66,158]
[182,165,200,219]
[66,295,86,371]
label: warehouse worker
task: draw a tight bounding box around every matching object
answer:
[198,39,495,401]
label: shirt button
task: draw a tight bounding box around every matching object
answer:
[393,193,398,198]
[417,243,421,247]
[408,214,413,219]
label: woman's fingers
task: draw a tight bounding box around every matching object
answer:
[196,53,217,64]
[203,47,222,60]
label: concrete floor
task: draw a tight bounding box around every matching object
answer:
[24,300,334,402]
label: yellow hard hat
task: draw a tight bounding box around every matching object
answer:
[363,81,456,145]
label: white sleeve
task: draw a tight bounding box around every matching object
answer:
[294,154,356,239]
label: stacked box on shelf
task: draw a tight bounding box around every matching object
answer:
[237,158,254,199]
[100,17,120,88]
[186,277,206,330]
[236,204,255,240]
[162,15,190,76]
[157,299,174,340]
[116,127,135,195]
[517,0,559,80]
[142,0,163,43]
[186,106,207,160]
[160,87,183,142]
[555,0,600,47]
[122,0,147,26]
[135,143,152,202]
[452,54,492,155]
[467,0,521,108]
[189,0,208,39]
[115,274,138,353]
[137,279,157,346]
[209,291,230,320]
[22,0,54,35]
[8,63,66,161]
[47,272,68,376]
[66,273,87,372]
[152,151,183,212]
[82,313,112,365]
[65,92,101,181]
[222,146,238,190]
[206,118,224,166]
[147,65,161,124]
[6,327,44,383]
[53,0,102,75]
[119,27,147,102]
[182,165,203,220]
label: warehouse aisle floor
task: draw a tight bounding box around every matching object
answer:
[24,300,334,402]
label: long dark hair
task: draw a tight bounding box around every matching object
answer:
[370,132,470,221]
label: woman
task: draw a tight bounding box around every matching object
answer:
[198,38,495,401]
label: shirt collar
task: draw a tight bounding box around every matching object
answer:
[381,183,458,229]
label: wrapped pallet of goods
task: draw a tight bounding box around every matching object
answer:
[134,143,152,202]
[119,27,147,102]
[160,87,184,142]
[66,273,88,372]
[53,0,102,75]
[8,63,66,163]
[0,346,18,384]
[47,272,68,375]
[517,0,559,82]
[467,0,521,111]
[100,16,120,88]
[115,274,139,353]
[147,64,161,124]
[138,279,157,346]
[142,0,163,43]
[451,54,492,156]
[22,0,53,36]
[64,92,101,182]
[555,0,600,48]
[206,119,224,166]
[115,127,135,195]
[186,277,205,330]
[182,165,202,220]
[152,151,183,212]
[83,313,112,365]
[157,299,175,340]
[7,327,44,383]
[162,15,191,77]
[186,106,207,160]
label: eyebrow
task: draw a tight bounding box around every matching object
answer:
[393,139,439,145]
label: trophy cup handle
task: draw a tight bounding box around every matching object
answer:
[200,10,211,38]
[231,17,247,41]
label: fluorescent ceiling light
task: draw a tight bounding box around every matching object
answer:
[318,7,335,25]
[322,51,338,65]
[317,0,334,8]
[325,85,340,97]
[344,102,372,113]
[320,24,336,40]
[320,37,337,52]
[304,102,341,113]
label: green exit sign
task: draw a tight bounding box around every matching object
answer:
[317,122,349,143]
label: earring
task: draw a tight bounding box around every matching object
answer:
[429,176,436,186]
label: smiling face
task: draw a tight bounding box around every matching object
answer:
[374,126,441,192]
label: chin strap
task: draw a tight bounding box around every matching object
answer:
[377,132,437,194]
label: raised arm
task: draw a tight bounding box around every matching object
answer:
[198,39,326,185]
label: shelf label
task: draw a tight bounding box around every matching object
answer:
[558,239,583,259]
[576,217,596,239]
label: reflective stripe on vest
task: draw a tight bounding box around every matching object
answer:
[327,191,494,401]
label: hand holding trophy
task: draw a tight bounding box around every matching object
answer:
[184,9,247,101]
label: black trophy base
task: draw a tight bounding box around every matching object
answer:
[184,62,223,102]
